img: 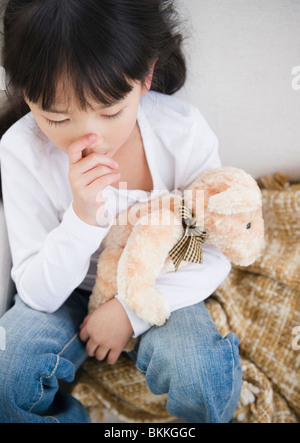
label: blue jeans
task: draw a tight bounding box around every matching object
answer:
[0,290,242,423]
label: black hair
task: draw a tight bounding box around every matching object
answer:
[0,0,186,137]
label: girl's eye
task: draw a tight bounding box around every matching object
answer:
[103,110,123,120]
[46,119,69,127]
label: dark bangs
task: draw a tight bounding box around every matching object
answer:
[4,0,153,110]
[1,0,186,136]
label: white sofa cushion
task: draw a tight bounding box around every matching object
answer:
[0,200,14,316]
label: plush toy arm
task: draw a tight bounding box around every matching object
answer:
[117,208,183,326]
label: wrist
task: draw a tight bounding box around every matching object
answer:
[113,298,134,336]
[72,202,97,226]
[115,296,151,338]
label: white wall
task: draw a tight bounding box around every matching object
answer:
[176,0,300,180]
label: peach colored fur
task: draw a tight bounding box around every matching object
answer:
[89,167,265,328]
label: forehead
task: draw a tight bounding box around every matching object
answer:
[39,82,110,113]
[38,77,136,114]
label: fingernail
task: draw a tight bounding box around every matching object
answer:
[89,134,98,142]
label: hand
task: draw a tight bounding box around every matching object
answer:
[68,134,121,226]
[79,298,134,365]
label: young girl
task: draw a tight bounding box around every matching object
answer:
[0,0,242,423]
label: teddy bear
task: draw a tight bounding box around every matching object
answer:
[88,166,265,329]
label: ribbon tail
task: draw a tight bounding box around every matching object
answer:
[169,235,189,272]
[183,237,204,265]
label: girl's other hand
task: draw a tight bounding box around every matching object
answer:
[79,298,134,365]
[68,134,120,226]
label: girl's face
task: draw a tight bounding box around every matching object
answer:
[25,80,148,157]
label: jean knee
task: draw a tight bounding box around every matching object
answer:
[0,349,42,415]
[182,332,242,423]
[218,332,242,422]
[144,331,242,423]
[0,349,30,419]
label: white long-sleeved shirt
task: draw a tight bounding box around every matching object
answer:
[0,91,231,337]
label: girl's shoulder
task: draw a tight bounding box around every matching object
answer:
[2,112,44,143]
[141,91,199,123]
[139,91,216,144]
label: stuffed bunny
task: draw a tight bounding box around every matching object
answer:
[89,166,265,327]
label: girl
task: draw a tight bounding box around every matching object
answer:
[0,0,242,423]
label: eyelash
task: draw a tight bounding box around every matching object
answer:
[46,111,123,127]
[46,119,68,127]
[103,110,123,120]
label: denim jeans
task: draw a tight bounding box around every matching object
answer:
[0,290,242,423]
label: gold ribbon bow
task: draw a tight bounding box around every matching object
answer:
[169,202,208,272]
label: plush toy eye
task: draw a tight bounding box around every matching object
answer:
[247,223,252,230]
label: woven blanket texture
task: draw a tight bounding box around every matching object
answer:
[72,172,300,423]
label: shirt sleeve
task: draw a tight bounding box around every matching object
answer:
[116,245,231,338]
[117,106,231,338]
[0,138,112,313]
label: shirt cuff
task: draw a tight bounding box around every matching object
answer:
[62,203,114,242]
[115,295,152,338]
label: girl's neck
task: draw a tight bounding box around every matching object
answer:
[110,121,153,192]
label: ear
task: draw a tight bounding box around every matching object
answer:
[208,184,262,215]
[141,60,157,95]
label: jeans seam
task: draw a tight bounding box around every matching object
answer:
[28,355,60,415]
[220,336,236,422]
[27,333,79,421]
[136,363,147,375]
[45,415,60,423]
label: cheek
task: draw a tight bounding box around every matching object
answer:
[109,113,137,145]
[34,117,73,153]
[45,129,73,153]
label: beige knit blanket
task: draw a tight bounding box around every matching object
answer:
[72,173,300,423]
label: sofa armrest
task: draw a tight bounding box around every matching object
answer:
[0,199,15,317]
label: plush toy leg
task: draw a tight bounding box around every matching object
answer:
[117,208,183,326]
[89,246,124,312]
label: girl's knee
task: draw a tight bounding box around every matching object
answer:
[0,346,75,422]
[140,331,242,423]
[171,332,242,423]
[0,347,40,414]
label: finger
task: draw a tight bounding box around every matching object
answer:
[77,153,119,175]
[79,314,91,330]
[95,346,110,362]
[107,349,121,366]
[68,134,98,165]
[86,339,99,357]
[79,324,90,343]
[88,172,121,192]
[82,167,121,187]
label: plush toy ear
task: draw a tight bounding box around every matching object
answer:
[208,184,262,215]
